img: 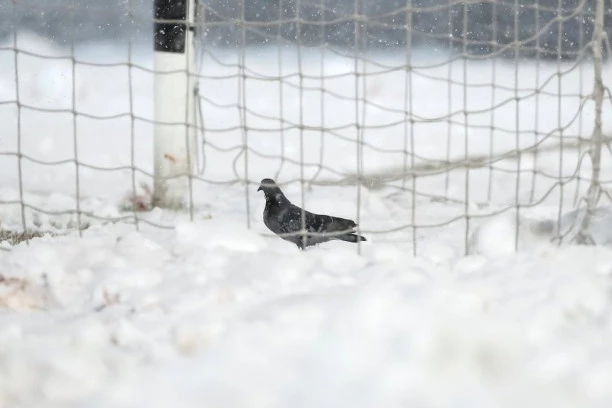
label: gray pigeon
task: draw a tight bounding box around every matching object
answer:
[257,178,366,249]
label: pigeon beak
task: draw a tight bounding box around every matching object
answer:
[257,186,262,192]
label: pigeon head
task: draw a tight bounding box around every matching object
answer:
[257,178,286,203]
[258,178,279,192]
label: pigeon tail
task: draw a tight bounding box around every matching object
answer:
[335,233,367,243]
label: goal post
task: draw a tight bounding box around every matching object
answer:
[152,0,197,209]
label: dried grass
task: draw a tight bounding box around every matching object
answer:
[0,230,50,246]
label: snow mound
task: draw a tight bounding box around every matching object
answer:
[468,207,612,257]
[175,219,267,253]
[468,212,553,257]
[1,224,612,407]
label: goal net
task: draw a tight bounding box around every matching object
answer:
[1,0,610,254]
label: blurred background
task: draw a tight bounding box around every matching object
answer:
[1,0,608,59]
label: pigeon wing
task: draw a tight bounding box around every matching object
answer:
[307,212,357,233]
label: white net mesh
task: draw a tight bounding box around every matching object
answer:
[1,0,611,253]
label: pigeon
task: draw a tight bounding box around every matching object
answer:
[257,178,366,249]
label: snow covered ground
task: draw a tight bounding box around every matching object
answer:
[2,32,612,407]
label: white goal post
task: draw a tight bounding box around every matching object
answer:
[153,0,198,209]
